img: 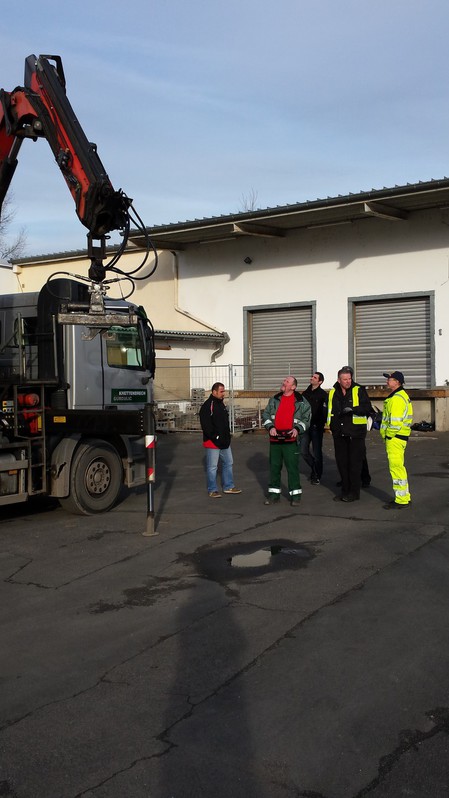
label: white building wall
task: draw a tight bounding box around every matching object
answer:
[0,264,21,293]
[6,206,449,388]
[175,209,449,387]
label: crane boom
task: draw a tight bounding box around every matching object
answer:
[0,54,132,270]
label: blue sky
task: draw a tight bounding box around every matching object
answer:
[2,0,449,256]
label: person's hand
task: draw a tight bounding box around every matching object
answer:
[289,428,298,438]
[269,427,278,437]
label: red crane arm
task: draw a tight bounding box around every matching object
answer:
[0,54,131,241]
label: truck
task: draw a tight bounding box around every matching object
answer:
[0,55,156,513]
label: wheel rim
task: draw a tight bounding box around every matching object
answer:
[84,458,111,496]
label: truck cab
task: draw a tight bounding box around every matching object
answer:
[0,278,154,513]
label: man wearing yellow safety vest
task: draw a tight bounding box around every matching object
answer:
[380,370,413,509]
[327,366,372,502]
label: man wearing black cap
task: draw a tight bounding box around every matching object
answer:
[380,371,413,509]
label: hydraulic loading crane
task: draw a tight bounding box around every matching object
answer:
[0,55,156,516]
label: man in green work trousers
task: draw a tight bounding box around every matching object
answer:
[262,376,311,506]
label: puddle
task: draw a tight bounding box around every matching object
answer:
[228,546,311,569]
[230,550,272,568]
[180,539,317,583]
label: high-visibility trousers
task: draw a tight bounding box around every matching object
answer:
[385,436,411,505]
[268,443,301,497]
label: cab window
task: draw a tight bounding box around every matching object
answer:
[105,326,144,369]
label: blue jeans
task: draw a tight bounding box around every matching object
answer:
[300,424,324,478]
[205,446,234,492]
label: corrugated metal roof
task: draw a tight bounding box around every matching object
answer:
[154,329,224,341]
[148,176,449,231]
[130,176,449,249]
[14,176,449,262]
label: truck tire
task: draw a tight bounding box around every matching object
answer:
[58,439,123,515]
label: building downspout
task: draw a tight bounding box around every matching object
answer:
[171,250,229,362]
[0,261,23,292]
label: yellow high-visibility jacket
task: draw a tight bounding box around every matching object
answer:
[380,388,413,440]
[327,384,370,437]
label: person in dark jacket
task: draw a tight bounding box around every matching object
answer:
[335,365,373,489]
[199,382,241,498]
[301,371,328,484]
[327,366,372,502]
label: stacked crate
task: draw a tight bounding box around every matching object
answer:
[155,406,176,431]
[184,388,205,431]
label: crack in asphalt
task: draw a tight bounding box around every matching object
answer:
[70,747,172,798]
[2,516,244,590]
[71,527,449,796]
[2,524,447,725]
[352,707,449,797]
[0,595,231,733]
[2,508,437,591]
[2,517,448,795]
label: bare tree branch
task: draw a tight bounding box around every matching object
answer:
[0,194,27,260]
[239,188,259,213]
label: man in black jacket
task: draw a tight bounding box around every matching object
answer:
[301,371,328,484]
[199,382,241,498]
[327,367,372,502]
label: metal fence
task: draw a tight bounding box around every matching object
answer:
[153,364,263,433]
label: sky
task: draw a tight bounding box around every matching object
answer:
[2,0,449,258]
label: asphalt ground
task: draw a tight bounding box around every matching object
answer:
[0,428,449,798]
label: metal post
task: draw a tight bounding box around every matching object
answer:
[228,363,235,433]
[142,402,159,537]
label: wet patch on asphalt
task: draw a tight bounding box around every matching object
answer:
[86,529,127,541]
[178,538,318,584]
[353,706,449,797]
[88,575,192,613]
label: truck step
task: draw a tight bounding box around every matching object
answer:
[0,493,30,506]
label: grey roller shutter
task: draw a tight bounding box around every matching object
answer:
[249,306,313,390]
[354,296,431,388]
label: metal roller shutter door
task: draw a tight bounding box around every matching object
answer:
[249,306,313,390]
[354,296,431,388]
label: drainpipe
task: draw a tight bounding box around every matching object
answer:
[171,250,229,362]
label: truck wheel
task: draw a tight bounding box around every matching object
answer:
[59,439,123,515]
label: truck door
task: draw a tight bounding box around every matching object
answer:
[64,323,150,410]
[102,324,150,408]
